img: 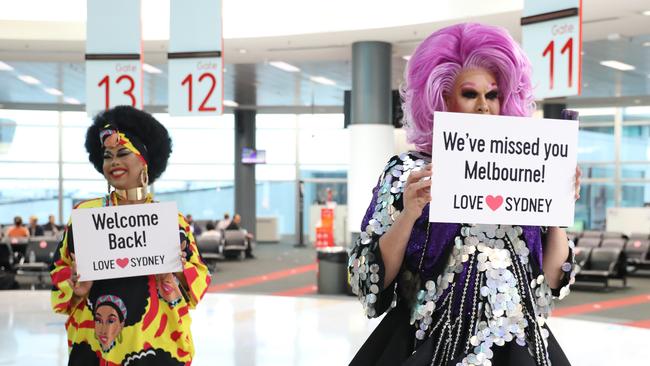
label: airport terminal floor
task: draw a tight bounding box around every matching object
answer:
[3,0,650,365]
[2,241,650,365]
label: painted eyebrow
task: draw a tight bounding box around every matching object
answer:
[460,82,477,88]
[103,147,129,156]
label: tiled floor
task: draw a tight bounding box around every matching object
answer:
[0,290,647,365]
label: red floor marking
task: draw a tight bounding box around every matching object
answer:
[623,319,650,329]
[272,285,318,297]
[553,294,650,317]
[208,262,318,292]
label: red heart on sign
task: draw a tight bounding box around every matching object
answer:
[485,195,504,211]
[116,258,129,268]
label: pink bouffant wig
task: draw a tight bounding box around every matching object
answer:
[401,23,535,153]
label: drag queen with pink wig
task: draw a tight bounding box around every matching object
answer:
[348,23,579,366]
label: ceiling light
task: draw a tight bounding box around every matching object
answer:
[0,61,13,71]
[64,97,81,104]
[643,41,650,47]
[309,76,336,86]
[269,61,300,72]
[44,87,63,96]
[642,10,650,16]
[17,74,40,85]
[223,100,239,107]
[402,55,411,61]
[607,33,622,41]
[239,49,247,54]
[599,60,635,71]
[142,63,162,74]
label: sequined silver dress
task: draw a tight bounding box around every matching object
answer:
[348,152,576,366]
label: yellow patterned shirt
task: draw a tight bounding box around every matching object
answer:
[50,193,211,365]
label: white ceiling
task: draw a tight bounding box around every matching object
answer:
[0,0,649,108]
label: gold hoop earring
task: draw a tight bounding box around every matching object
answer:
[117,332,123,343]
[140,168,149,187]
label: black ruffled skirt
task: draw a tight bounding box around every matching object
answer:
[349,303,571,366]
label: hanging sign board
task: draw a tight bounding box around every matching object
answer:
[521,0,583,100]
[85,0,143,116]
[168,0,224,116]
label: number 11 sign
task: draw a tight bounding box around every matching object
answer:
[522,0,582,100]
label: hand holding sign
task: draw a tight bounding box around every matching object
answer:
[180,239,188,265]
[69,253,93,298]
[574,166,582,201]
[403,164,433,221]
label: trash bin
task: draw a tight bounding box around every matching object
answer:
[317,246,349,295]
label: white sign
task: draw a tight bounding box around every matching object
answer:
[523,17,581,99]
[86,0,142,116]
[86,60,142,116]
[168,0,223,116]
[71,202,182,281]
[168,57,223,115]
[429,112,578,227]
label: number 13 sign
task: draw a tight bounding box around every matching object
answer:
[86,60,142,116]
[522,1,582,100]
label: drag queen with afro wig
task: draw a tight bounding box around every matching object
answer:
[348,23,579,366]
[50,106,211,365]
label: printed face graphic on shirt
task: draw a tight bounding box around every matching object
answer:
[94,304,124,352]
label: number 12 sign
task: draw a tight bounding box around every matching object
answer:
[522,9,582,100]
[168,57,223,115]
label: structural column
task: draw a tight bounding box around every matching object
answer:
[347,41,394,241]
[234,109,256,238]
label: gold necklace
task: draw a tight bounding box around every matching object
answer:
[114,186,148,201]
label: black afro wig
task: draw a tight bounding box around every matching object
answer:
[85,106,172,184]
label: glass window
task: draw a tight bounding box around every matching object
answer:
[155,182,234,221]
[162,163,233,181]
[0,162,58,179]
[62,126,88,162]
[256,129,296,165]
[621,183,650,208]
[578,129,615,162]
[575,183,615,230]
[298,114,347,165]
[257,181,295,235]
[0,124,58,162]
[0,179,59,223]
[621,126,650,161]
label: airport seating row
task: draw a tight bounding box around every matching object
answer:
[573,246,627,288]
[568,231,650,271]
